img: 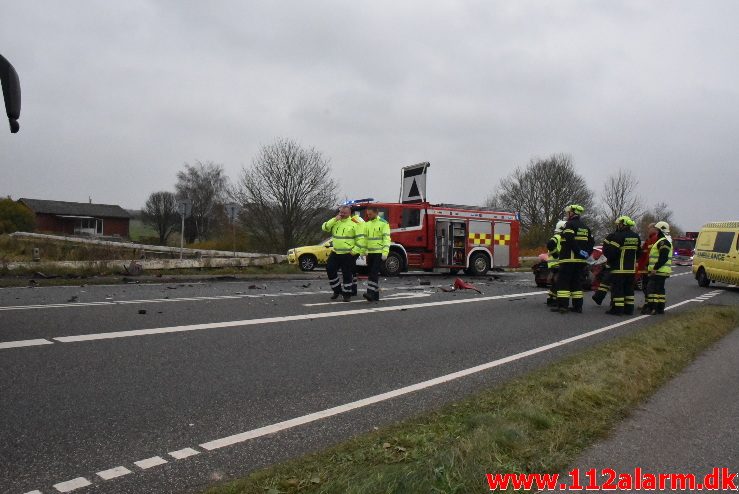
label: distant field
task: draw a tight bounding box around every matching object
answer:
[129,218,158,242]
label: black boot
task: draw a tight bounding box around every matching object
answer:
[330,292,341,300]
[592,291,606,306]
[363,293,373,302]
[342,294,352,302]
[605,306,623,316]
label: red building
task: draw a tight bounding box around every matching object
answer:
[18,198,131,238]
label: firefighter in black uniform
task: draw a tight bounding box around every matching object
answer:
[603,216,641,315]
[592,229,617,307]
[551,204,594,314]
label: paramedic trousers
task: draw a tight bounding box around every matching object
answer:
[326,252,355,296]
[610,273,636,315]
[556,262,586,311]
[365,253,383,301]
[646,275,668,314]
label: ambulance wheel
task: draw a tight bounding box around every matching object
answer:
[381,252,402,277]
[467,252,490,276]
[697,268,711,287]
[298,254,317,271]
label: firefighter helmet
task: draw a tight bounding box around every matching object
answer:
[615,215,635,227]
[565,204,584,214]
[654,221,670,234]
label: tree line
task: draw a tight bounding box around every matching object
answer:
[486,153,682,248]
[141,142,682,254]
[141,138,337,253]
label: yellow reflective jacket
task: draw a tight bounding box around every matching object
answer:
[321,217,362,255]
[358,217,391,255]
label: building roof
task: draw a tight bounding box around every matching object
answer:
[18,198,131,219]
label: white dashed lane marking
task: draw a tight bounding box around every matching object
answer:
[168,447,200,460]
[52,477,91,492]
[96,466,132,480]
[134,456,168,469]
[28,291,711,494]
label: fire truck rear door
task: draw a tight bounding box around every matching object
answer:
[493,222,511,267]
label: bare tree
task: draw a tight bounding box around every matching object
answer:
[175,161,228,242]
[486,153,593,247]
[638,202,682,237]
[594,169,644,238]
[142,191,179,244]
[232,138,338,253]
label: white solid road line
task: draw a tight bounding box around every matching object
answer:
[30,292,713,493]
[0,338,53,350]
[96,466,132,480]
[303,291,434,306]
[168,447,200,460]
[0,290,334,312]
[52,291,545,344]
[134,456,168,470]
[23,491,42,494]
[52,477,91,492]
[200,313,653,451]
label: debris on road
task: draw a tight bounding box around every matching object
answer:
[439,278,483,294]
[419,280,431,286]
[138,309,147,315]
[66,295,79,303]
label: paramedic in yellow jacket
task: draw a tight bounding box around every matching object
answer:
[322,205,363,302]
[358,205,391,302]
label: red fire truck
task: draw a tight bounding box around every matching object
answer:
[350,201,520,276]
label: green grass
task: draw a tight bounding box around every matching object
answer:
[204,305,739,494]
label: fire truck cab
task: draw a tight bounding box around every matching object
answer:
[351,201,520,276]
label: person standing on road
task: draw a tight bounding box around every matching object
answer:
[545,220,566,306]
[350,211,365,296]
[551,204,594,314]
[638,223,657,314]
[322,205,363,302]
[358,205,391,302]
[604,216,641,316]
[592,229,618,308]
[645,221,672,315]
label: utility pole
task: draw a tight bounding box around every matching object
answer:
[225,203,241,258]
[177,199,192,260]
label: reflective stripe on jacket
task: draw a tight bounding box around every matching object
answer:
[559,216,594,264]
[358,217,391,255]
[321,217,361,254]
[546,234,562,268]
[648,236,672,276]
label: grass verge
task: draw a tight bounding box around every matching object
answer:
[204,305,739,494]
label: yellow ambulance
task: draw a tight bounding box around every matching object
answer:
[692,221,739,287]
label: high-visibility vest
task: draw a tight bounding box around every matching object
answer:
[648,237,672,276]
[321,217,361,255]
[359,217,391,255]
[547,234,562,268]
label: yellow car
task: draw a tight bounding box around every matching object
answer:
[287,239,333,271]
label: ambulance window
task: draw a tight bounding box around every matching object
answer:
[713,231,735,254]
[401,209,421,228]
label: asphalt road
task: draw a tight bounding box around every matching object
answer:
[1,269,736,494]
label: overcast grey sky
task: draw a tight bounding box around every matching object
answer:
[1,1,737,230]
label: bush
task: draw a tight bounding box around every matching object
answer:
[0,199,35,234]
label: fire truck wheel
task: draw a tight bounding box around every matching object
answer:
[381,252,402,276]
[298,254,317,271]
[467,252,490,276]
